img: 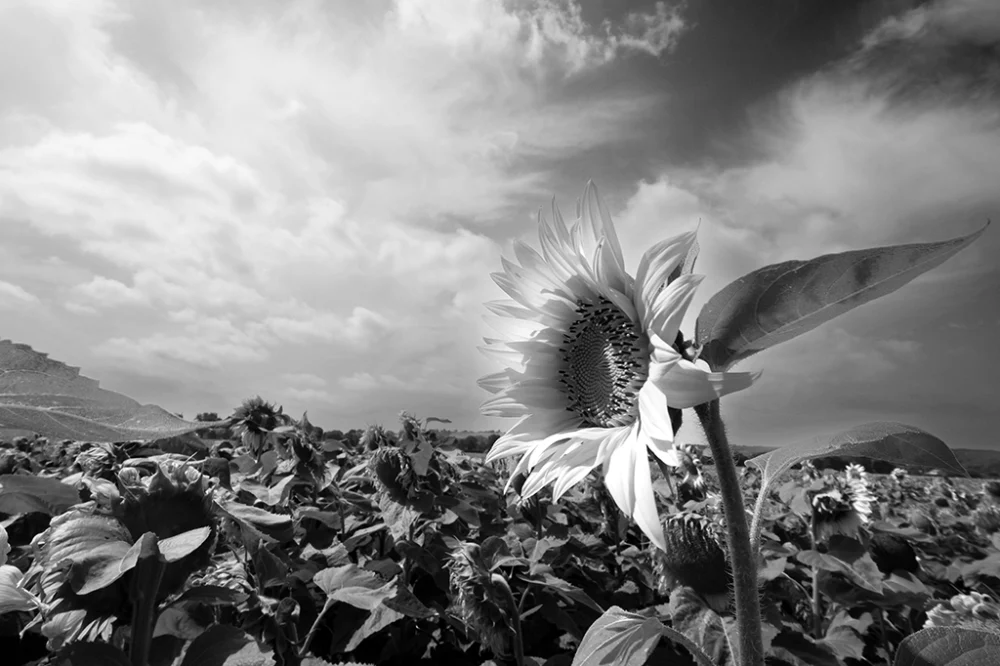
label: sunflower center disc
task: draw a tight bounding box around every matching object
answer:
[558,297,648,428]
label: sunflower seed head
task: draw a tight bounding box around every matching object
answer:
[557,296,649,428]
[448,543,510,657]
[654,513,730,612]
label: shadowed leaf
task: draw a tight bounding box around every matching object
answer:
[0,339,230,442]
[695,224,987,370]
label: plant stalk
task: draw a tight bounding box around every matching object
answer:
[491,573,525,666]
[129,537,167,666]
[695,400,764,666]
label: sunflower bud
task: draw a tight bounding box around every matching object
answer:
[448,543,511,657]
[654,513,730,613]
[368,447,416,502]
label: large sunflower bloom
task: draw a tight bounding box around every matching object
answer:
[479,182,758,550]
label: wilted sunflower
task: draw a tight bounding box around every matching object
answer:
[479,182,758,549]
[448,543,511,657]
[653,513,730,612]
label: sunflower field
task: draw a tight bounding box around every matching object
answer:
[1,401,999,666]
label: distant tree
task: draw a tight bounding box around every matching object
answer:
[324,429,345,441]
[195,412,221,422]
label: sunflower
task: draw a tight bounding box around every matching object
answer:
[811,468,875,543]
[479,182,758,549]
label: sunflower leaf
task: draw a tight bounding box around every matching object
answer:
[570,606,667,666]
[0,474,82,516]
[0,339,230,442]
[894,627,1000,666]
[694,224,987,370]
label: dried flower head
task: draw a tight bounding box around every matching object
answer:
[399,411,422,441]
[231,396,288,457]
[448,542,511,657]
[360,424,391,451]
[653,513,730,612]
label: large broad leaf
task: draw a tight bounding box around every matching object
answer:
[695,225,987,370]
[0,474,82,515]
[214,495,294,544]
[894,627,1000,666]
[748,421,966,498]
[571,606,666,666]
[0,339,229,442]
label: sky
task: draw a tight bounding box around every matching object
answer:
[1,0,998,451]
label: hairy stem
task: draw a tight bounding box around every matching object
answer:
[491,573,525,666]
[695,400,764,666]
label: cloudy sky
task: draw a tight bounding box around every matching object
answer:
[1,0,998,450]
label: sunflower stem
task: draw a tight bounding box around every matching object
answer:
[694,400,764,666]
[491,573,525,666]
[128,534,166,666]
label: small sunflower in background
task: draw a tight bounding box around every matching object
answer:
[231,396,291,458]
[810,466,875,544]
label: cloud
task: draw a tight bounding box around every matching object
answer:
[0,280,40,307]
[0,0,685,428]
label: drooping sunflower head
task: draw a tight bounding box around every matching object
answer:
[479,182,758,550]
[448,542,510,657]
[118,462,217,599]
[653,513,730,612]
[231,396,288,456]
[368,446,416,502]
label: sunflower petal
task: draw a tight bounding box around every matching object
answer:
[637,382,679,466]
[634,231,698,322]
[655,360,761,409]
[647,273,703,344]
[631,439,666,551]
